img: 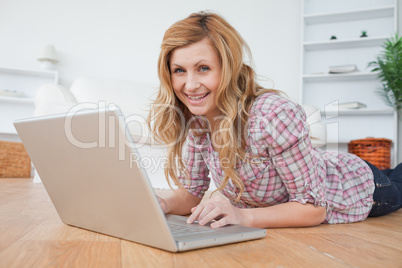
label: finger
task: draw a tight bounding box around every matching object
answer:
[187,204,204,224]
[210,217,228,228]
[198,207,224,226]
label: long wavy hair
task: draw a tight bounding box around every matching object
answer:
[148,11,277,202]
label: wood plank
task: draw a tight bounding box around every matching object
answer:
[1,178,402,267]
[19,216,119,242]
[121,240,174,267]
[327,220,402,251]
[276,229,402,267]
[0,179,52,252]
[121,238,246,267]
[225,231,347,267]
[0,240,121,268]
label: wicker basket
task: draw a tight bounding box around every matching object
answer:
[0,141,31,178]
[348,138,392,170]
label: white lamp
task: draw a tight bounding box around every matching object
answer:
[37,45,59,70]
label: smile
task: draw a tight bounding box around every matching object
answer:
[186,93,209,100]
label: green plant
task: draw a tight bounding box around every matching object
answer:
[369,34,402,114]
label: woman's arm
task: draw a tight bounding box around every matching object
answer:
[187,196,326,228]
[241,201,327,228]
[157,188,202,215]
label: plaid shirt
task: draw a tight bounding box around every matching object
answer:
[179,92,375,224]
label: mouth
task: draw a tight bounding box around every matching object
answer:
[185,92,209,101]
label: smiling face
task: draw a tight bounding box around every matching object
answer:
[169,38,222,125]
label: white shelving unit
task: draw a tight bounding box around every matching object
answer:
[304,36,389,50]
[303,72,378,82]
[0,66,58,141]
[300,0,398,166]
[304,6,395,24]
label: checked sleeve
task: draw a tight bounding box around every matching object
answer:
[178,131,211,199]
[251,101,328,209]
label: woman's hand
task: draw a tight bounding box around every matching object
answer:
[156,195,168,214]
[155,189,202,216]
[186,196,245,228]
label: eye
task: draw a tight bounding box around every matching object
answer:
[199,66,210,72]
[173,68,185,73]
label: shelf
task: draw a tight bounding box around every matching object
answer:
[303,72,378,82]
[301,0,398,165]
[0,130,18,135]
[321,108,395,116]
[0,66,58,84]
[326,139,395,145]
[304,36,389,51]
[304,6,395,24]
[0,96,35,104]
[325,140,361,145]
[325,140,353,145]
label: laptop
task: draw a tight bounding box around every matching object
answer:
[14,105,266,252]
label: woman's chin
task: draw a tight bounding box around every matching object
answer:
[188,107,206,117]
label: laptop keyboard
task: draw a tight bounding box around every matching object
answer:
[168,222,214,236]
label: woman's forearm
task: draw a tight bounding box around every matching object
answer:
[241,202,327,228]
[159,188,202,215]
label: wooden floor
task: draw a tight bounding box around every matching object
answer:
[1,178,401,267]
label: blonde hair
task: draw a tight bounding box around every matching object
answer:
[148,11,277,202]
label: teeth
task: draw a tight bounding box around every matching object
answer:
[188,93,208,100]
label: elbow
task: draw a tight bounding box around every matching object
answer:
[310,205,327,226]
[298,203,327,227]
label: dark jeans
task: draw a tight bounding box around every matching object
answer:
[365,161,402,217]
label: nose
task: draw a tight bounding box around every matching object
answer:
[184,73,200,92]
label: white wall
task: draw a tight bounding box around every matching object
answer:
[0,0,302,102]
[2,0,400,164]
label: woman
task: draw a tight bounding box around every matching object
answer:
[148,11,402,228]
